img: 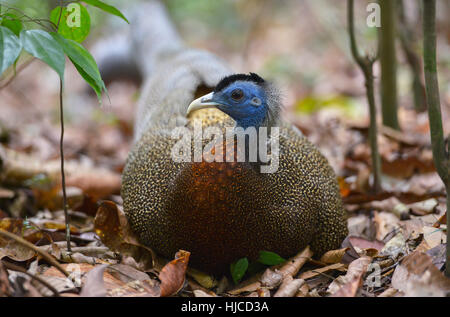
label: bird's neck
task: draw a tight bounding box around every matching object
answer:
[234,112,266,130]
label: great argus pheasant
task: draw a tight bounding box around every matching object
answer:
[119,1,348,274]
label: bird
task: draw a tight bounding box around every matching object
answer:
[119,1,348,275]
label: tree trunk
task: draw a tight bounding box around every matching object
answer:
[379,0,400,130]
[422,0,449,277]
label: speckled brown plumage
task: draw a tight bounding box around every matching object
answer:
[122,105,348,274]
[121,2,347,275]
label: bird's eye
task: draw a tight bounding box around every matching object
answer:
[231,89,244,101]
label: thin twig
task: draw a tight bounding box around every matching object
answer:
[347,0,382,193]
[0,5,55,32]
[55,0,71,253]
[0,229,70,279]
[1,260,60,297]
[58,78,71,253]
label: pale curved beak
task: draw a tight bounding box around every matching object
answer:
[186,92,221,115]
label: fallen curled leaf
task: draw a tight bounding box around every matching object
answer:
[273,276,305,297]
[422,226,446,250]
[94,201,155,271]
[257,287,271,297]
[347,236,384,252]
[41,262,160,297]
[347,214,370,237]
[0,262,12,296]
[391,251,450,296]
[193,289,216,297]
[0,146,121,198]
[278,246,313,278]
[227,274,263,295]
[329,256,372,297]
[80,264,108,297]
[260,268,283,288]
[338,177,350,197]
[407,198,438,216]
[159,250,190,297]
[380,232,407,259]
[66,169,121,199]
[187,268,217,289]
[320,248,349,264]
[432,213,446,228]
[373,211,401,241]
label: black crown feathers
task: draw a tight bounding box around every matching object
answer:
[214,72,265,93]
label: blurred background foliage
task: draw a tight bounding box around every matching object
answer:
[1,0,449,122]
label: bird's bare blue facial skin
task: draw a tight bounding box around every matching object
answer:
[211,81,267,128]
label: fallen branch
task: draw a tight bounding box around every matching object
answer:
[0,229,70,279]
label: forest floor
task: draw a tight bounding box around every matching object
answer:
[0,0,449,297]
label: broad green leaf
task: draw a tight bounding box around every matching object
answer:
[230,257,248,284]
[82,0,129,23]
[20,30,65,80]
[0,13,23,36]
[257,251,286,266]
[51,33,106,102]
[50,4,91,43]
[0,26,22,75]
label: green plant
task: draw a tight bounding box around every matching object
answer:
[230,251,286,284]
[0,0,128,251]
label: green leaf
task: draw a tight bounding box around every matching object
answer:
[82,0,129,23]
[52,33,106,102]
[0,26,22,75]
[257,251,286,266]
[20,30,65,80]
[50,4,91,43]
[0,13,23,36]
[230,257,248,284]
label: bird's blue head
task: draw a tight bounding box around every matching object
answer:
[187,73,280,129]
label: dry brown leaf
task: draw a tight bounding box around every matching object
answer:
[257,287,271,297]
[159,250,190,297]
[329,256,371,297]
[347,214,370,237]
[380,232,407,259]
[273,276,305,297]
[187,268,217,289]
[278,246,313,278]
[193,289,216,297]
[348,236,385,252]
[80,264,108,297]
[0,262,11,296]
[66,170,121,198]
[422,226,446,250]
[295,283,309,297]
[0,145,121,198]
[94,201,155,271]
[260,268,283,289]
[373,211,401,241]
[299,263,346,280]
[0,219,38,261]
[227,272,263,295]
[41,262,160,297]
[407,198,438,216]
[320,248,349,264]
[107,264,151,283]
[377,287,399,297]
[391,251,450,296]
[432,213,446,228]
